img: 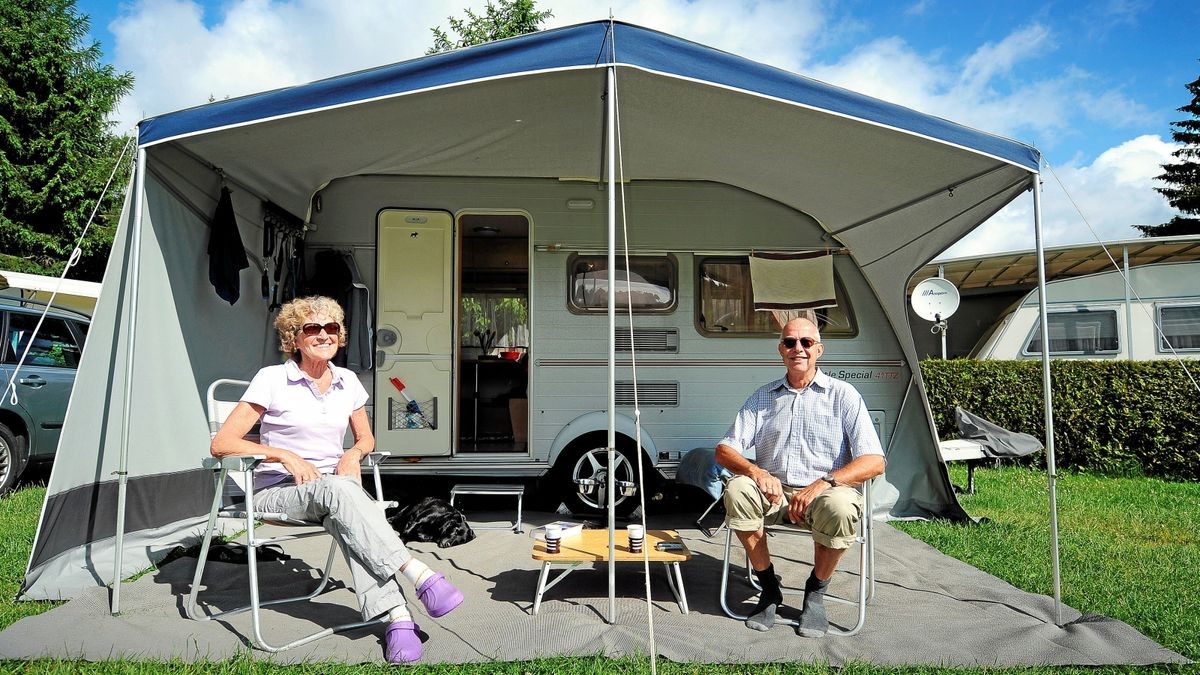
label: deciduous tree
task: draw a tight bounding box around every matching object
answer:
[427,0,553,54]
[0,0,133,279]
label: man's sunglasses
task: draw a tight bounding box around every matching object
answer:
[300,322,342,337]
[780,336,820,349]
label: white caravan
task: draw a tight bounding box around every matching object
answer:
[971,260,1200,361]
[310,177,901,514]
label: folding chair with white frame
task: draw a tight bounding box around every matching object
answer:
[718,478,876,637]
[185,378,396,653]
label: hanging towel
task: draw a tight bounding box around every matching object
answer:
[749,251,836,311]
[206,186,248,304]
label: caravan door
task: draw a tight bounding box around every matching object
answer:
[374,209,453,456]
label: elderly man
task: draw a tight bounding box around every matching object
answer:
[716,317,885,637]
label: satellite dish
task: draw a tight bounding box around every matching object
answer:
[910,277,960,322]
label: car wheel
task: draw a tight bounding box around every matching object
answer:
[0,422,29,495]
[556,435,645,517]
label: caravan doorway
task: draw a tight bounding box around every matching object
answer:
[457,213,529,453]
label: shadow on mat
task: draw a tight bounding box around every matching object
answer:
[153,554,383,648]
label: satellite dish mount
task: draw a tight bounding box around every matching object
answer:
[911,277,961,359]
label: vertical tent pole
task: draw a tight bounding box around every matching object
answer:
[937,264,948,359]
[605,63,617,624]
[1031,173,1063,624]
[1123,245,1133,358]
[112,146,147,615]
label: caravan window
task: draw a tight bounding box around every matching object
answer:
[567,255,676,313]
[1157,303,1200,352]
[696,257,856,336]
[1023,310,1119,355]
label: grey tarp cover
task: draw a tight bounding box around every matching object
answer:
[24,20,1041,600]
[0,514,1187,666]
[954,406,1045,458]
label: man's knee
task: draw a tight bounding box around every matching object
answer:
[807,488,863,544]
[724,475,768,531]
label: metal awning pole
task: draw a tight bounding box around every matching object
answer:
[1123,246,1133,359]
[1031,173,1063,624]
[112,146,147,615]
[937,264,948,359]
[605,64,617,624]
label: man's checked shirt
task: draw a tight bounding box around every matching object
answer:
[718,369,884,487]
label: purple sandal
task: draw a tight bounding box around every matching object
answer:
[385,620,422,663]
[417,573,464,618]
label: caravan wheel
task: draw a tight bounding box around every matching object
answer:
[556,438,641,517]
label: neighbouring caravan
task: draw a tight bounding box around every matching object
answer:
[0,270,101,315]
[22,21,1044,600]
[971,260,1200,360]
[906,236,1200,360]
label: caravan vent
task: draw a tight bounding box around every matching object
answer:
[615,328,679,352]
[615,381,679,407]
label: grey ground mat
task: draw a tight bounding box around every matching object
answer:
[0,512,1187,666]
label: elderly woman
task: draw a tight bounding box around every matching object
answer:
[211,295,461,664]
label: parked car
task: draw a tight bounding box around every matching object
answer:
[0,298,89,492]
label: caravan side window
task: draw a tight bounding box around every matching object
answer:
[1023,310,1119,355]
[695,256,856,337]
[1157,303,1200,352]
[567,255,676,313]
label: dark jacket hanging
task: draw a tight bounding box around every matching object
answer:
[207,186,249,304]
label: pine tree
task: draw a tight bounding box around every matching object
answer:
[0,0,134,279]
[1136,70,1200,237]
[427,0,553,55]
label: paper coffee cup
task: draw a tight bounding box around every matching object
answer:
[627,524,644,553]
[545,524,562,554]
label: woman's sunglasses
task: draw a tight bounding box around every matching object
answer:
[300,322,342,337]
[780,336,820,349]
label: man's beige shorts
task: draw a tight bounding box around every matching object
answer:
[723,475,863,549]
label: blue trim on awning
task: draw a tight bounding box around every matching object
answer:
[137,21,1040,171]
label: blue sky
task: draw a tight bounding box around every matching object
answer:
[73,0,1198,255]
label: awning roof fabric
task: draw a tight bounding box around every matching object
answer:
[912,235,1200,294]
[139,22,1039,172]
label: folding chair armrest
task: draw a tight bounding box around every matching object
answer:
[202,455,267,472]
[360,451,390,468]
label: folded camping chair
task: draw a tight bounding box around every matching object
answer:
[718,477,876,636]
[185,378,396,652]
[675,447,732,538]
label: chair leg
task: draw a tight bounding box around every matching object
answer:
[185,470,229,620]
[718,521,873,636]
[188,471,390,653]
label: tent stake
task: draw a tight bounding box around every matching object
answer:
[112,147,147,615]
[1031,173,1063,624]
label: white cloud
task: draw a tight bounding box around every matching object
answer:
[111,0,449,127]
[104,1,1173,257]
[942,134,1179,258]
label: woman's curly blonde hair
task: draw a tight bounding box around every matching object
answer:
[275,296,348,357]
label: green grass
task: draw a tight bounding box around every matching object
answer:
[0,486,61,629]
[894,465,1200,662]
[1,467,1197,673]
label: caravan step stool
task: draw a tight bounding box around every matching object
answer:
[450,483,524,533]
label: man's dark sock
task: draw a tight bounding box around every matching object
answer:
[798,571,831,637]
[745,564,783,631]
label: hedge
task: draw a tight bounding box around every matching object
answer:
[919,359,1200,481]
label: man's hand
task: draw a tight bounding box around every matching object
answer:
[752,467,784,505]
[280,452,322,485]
[335,448,364,483]
[788,480,830,524]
